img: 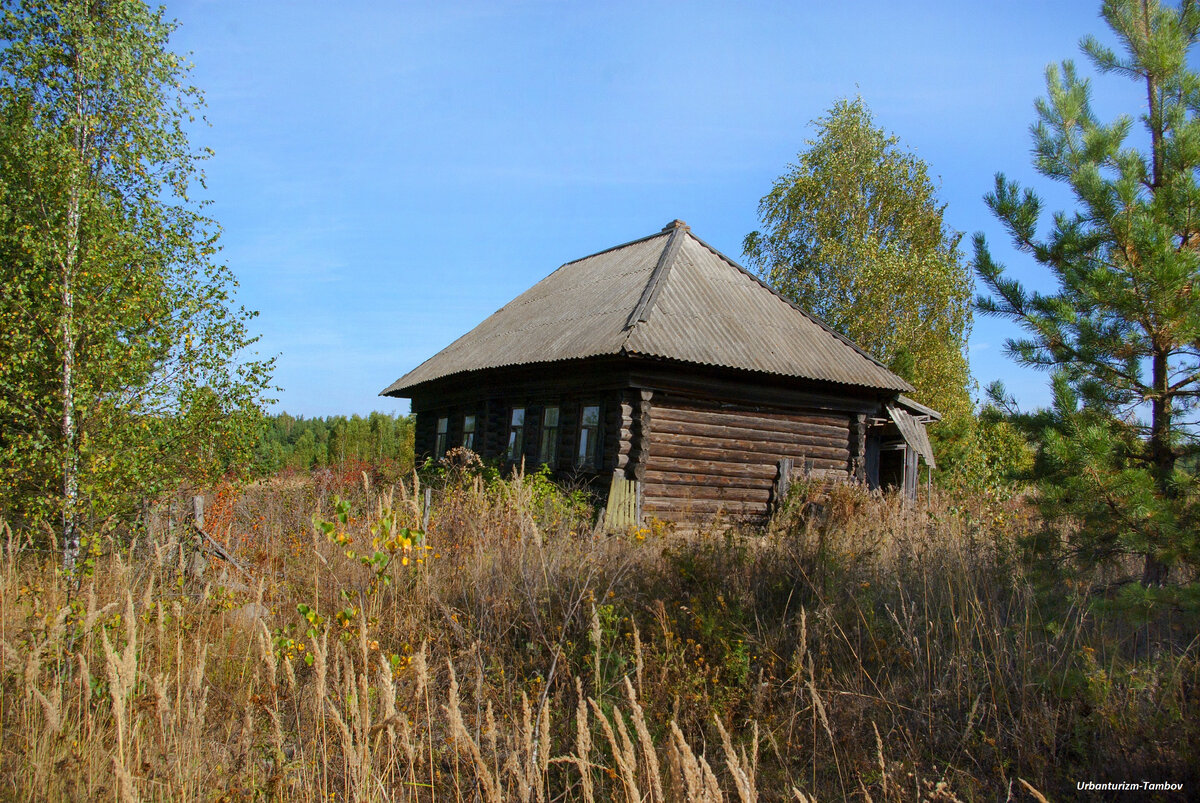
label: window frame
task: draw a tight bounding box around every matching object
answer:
[435,416,449,458]
[506,406,526,462]
[539,405,560,467]
[462,414,476,450]
[576,402,601,470]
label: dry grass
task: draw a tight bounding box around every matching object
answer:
[0,469,1196,800]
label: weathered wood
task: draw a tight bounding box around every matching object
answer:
[640,396,858,521]
[643,469,773,491]
[652,419,849,450]
[771,457,793,515]
[407,357,632,413]
[644,492,770,509]
[849,413,867,480]
[643,459,777,481]
[605,472,640,529]
[629,389,652,482]
[602,391,621,472]
[648,441,849,466]
[643,487,771,505]
[653,405,848,437]
[629,365,882,415]
[618,397,635,458]
[642,497,767,517]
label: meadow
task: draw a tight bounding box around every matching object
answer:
[1,464,1196,801]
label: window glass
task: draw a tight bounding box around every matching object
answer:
[435,416,449,458]
[507,407,525,461]
[581,405,600,427]
[577,404,600,468]
[539,406,560,466]
[462,415,476,450]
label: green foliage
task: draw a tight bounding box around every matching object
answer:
[743,96,974,422]
[0,0,271,545]
[974,0,1200,584]
[254,411,415,475]
[929,393,1037,494]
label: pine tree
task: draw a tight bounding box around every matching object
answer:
[974,0,1200,585]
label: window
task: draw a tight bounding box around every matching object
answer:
[577,404,601,469]
[462,415,476,450]
[435,416,449,458]
[507,407,525,461]
[539,406,560,466]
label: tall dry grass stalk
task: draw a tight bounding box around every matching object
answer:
[0,471,1195,800]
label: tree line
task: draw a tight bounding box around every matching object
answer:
[254,412,414,474]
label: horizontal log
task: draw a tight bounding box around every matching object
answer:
[650,420,849,451]
[648,440,849,467]
[647,458,846,482]
[643,482,772,501]
[644,459,777,480]
[794,467,849,480]
[653,405,847,438]
[643,470,773,492]
[642,497,769,518]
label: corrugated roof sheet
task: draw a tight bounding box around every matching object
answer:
[381,221,913,396]
[895,394,942,421]
[888,405,936,468]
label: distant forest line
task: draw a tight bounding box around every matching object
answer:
[255,412,415,474]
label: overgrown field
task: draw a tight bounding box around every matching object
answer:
[1,469,1197,801]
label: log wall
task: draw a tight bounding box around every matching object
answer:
[642,395,852,521]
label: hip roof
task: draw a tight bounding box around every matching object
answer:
[382,221,913,396]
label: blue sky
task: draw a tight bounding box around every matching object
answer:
[166,1,1147,418]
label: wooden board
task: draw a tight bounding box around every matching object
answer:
[644,397,852,521]
[653,405,848,438]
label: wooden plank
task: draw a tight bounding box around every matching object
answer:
[653,405,848,438]
[651,419,849,450]
[643,459,776,481]
[627,365,883,415]
[642,483,771,503]
[642,497,768,517]
[643,470,773,492]
[655,394,850,419]
[605,473,640,530]
[648,440,850,466]
[772,457,793,516]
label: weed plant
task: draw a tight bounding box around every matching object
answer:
[0,468,1196,800]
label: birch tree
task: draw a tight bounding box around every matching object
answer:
[743,97,973,420]
[0,0,272,570]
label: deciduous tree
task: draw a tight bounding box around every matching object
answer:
[743,97,973,420]
[0,0,272,570]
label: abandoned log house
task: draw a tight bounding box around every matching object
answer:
[381,220,938,524]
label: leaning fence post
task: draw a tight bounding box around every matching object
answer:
[189,494,208,579]
[423,487,432,532]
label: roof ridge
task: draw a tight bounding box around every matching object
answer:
[560,228,671,267]
[683,231,909,388]
[622,221,688,335]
